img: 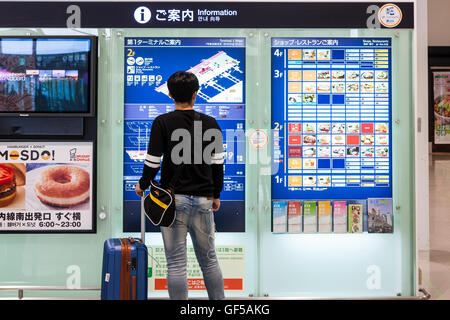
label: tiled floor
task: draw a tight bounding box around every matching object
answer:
[419,154,450,300]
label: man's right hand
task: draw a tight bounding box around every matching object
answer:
[135,183,144,197]
[212,198,220,211]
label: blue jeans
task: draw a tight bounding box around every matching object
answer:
[160,194,225,300]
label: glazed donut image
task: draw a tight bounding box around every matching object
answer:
[0,164,17,207]
[34,165,90,208]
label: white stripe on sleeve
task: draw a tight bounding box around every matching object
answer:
[145,160,160,168]
[146,154,162,163]
[211,152,225,160]
[211,158,224,164]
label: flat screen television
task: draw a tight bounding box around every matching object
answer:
[0,36,96,117]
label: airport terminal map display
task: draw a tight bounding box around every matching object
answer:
[271,38,392,200]
[123,37,245,232]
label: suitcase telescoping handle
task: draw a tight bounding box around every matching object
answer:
[141,195,145,244]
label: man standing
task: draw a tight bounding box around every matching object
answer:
[135,71,225,300]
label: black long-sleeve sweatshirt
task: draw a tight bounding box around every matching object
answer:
[139,109,224,199]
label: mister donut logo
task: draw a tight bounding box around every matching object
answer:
[68,148,91,162]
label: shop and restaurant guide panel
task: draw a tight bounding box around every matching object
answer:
[271,38,393,234]
[123,37,246,232]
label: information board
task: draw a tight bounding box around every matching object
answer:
[271,38,392,200]
[123,37,246,232]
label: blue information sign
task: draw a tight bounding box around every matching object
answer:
[271,38,392,200]
[123,37,246,232]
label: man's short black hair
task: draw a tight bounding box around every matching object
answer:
[167,71,199,103]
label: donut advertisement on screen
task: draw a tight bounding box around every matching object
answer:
[27,163,91,209]
[0,142,94,232]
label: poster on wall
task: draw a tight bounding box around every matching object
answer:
[148,245,245,292]
[0,141,94,233]
[433,71,450,144]
[123,37,246,232]
[271,38,392,201]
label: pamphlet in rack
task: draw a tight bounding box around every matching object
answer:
[288,201,302,234]
[367,198,393,233]
[318,200,332,233]
[272,201,288,233]
[271,198,393,234]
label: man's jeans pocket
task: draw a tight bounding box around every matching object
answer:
[198,197,213,213]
